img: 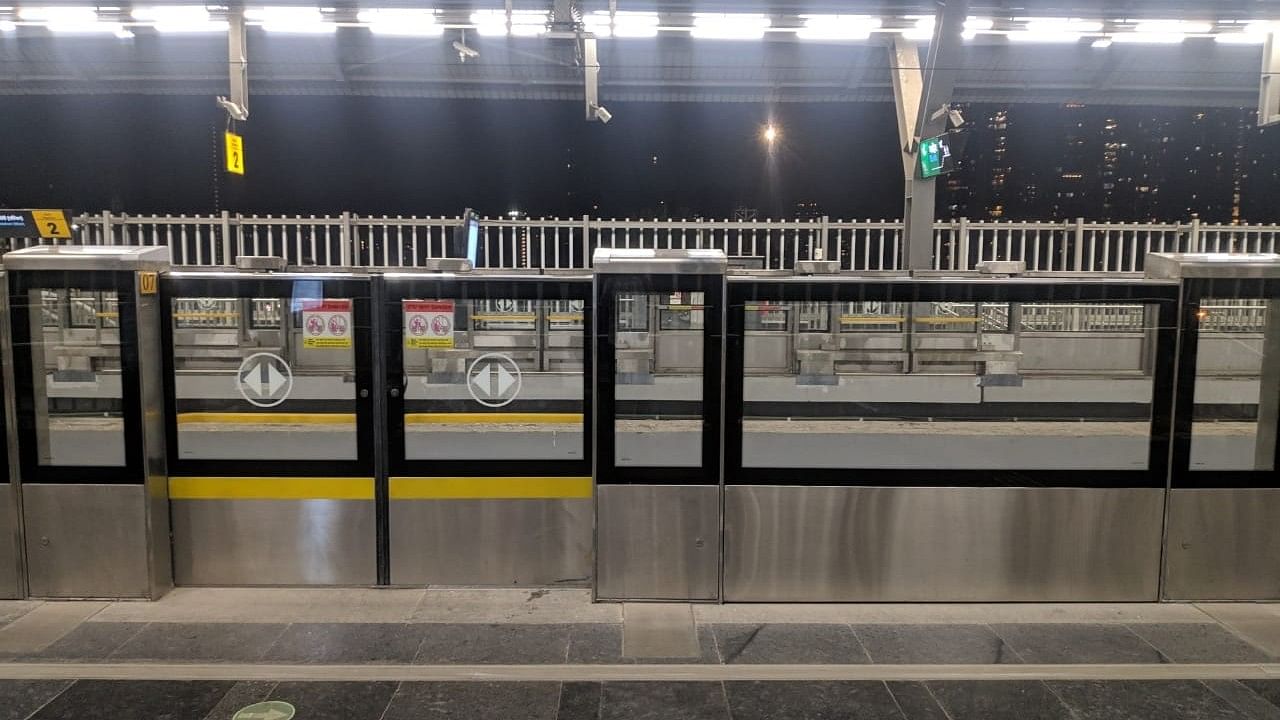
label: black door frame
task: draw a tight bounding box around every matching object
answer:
[593,273,725,486]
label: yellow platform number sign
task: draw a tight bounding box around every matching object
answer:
[30,210,71,239]
[225,131,245,175]
[139,272,158,295]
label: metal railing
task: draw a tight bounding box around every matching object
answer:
[15,211,1280,272]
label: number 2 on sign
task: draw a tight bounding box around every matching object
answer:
[225,131,245,175]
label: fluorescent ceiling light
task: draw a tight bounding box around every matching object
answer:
[17,6,97,22]
[962,17,993,39]
[1023,18,1104,33]
[1133,20,1211,34]
[901,16,934,40]
[796,14,881,41]
[132,6,227,33]
[1092,37,1113,48]
[470,9,508,36]
[508,10,547,37]
[357,8,441,37]
[0,20,14,31]
[1216,33,1267,44]
[583,11,612,37]
[244,7,335,34]
[1008,30,1082,42]
[611,11,659,38]
[691,13,770,40]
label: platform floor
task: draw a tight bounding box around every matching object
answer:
[2,590,1280,718]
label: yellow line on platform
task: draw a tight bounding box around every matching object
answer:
[169,477,374,500]
[390,476,592,500]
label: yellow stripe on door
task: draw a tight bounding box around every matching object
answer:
[169,477,374,500]
[389,477,592,500]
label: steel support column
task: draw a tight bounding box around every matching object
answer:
[892,0,967,271]
[217,10,249,121]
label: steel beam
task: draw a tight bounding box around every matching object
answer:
[217,10,249,121]
[1260,31,1280,127]
[894,0,967,271]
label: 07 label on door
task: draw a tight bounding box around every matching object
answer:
[301,299,352,349]
[404,300,455,349]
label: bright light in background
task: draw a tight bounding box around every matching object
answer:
[762,124,779,144]
[19,7,132,36]
[584,11,659,39]
[1112,19,1211,43]
[612,11,659,38]
[0,20,14,31]
[796,15,880,41]
[357,8,441,37]
[901,16,934,40]
[962,17,993,40]
[132,6,228,33]
[508,10,548,37]
[1008,18,1102,43]
[1091,37,1114,48]
[1216,21,1274,44]
[244,7,335,34]
[691,13,770,40]
[470,9,507,36]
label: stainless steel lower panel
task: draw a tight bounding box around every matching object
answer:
[390,499,591,586]
[23,484,151,598]
[1164,488,1280,600]
[596,484,720,601]
[724,485,1164,602]
[172,499,375,586]
[0,485,19,598]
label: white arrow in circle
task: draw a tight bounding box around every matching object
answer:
[496,364,515,396]
[470,363,493,396]
[242,360,287,398]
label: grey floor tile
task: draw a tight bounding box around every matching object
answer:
[1049,680,1255,719]
[1202,681,1280,720]
[990,623,1169,664]
[110,623,288,662]
[725,681,905,720]
[926,680,1074,720]
[576,624,719,665]
[557,683,603,719]
[267,681,398,720]
[29,680,234,720]
[415,624,572,664]
[23,623,144,661]
[885,682,951,720]
[596,682,730,720]
[382,681,560,720]
[568,625,626,664]
[263,623,425,664]
[854,624,1023,665]
[711,624,869,664]
[201,681,277,720]
[1127,623,1272,663]
[0,680,73,720]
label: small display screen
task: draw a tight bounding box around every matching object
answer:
[466,217,479,267]
[919,131,966,179]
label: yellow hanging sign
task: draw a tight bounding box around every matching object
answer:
[224,131,245,175]
[30,209,72,239]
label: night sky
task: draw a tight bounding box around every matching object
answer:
[3,94,1279,223]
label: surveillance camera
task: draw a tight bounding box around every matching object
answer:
[453,40,479,60]
[592,105,612,124]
